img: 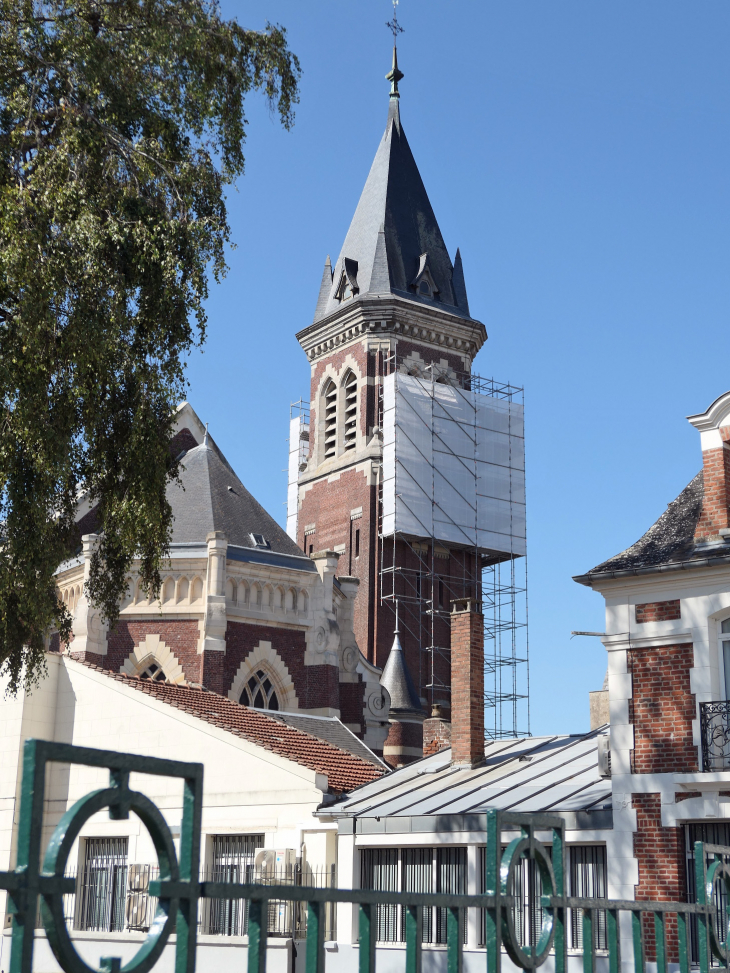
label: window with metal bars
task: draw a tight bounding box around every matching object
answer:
[207,835,264,936]
[343,371,358,451]
[568,846,607,951]
[478,845,606,951]
[323,380,337,459]
[685,822,730,965]
[360,847,467,945]
[76,837,128,932]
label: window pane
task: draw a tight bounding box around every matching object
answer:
[77,837,128,932]
[569,846,607,951]
[402,848,432,943]
[436,847,467,945]
[724,641,730,700]
[361,849,398,942]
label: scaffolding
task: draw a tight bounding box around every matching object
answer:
[285,399,310,541]
[378,354,529,739]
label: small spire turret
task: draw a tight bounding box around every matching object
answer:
[385,0,404,98]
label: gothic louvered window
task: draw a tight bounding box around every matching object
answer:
[77,838,128,932]
[361,847,467,945]
[139,663,166,682]
[323,381,337,459]
[343,371,358,451]
[240,669,280,710]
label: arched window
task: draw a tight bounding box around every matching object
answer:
[323,380,337,459]
[343,371,358,451]
[139,662,166,683]
[240,668,280,711]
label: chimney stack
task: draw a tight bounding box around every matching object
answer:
[450,597,484,767]
[688,392,730,543]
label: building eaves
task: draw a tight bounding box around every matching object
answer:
[573,471,722,586]
[324,730,611,817]
[79,662,385,793]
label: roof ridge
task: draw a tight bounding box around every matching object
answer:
[71,660,384,792]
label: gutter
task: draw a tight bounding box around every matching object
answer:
[573,550,730,587]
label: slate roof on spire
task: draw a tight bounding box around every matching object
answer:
[380,630,423,717]
[168,438,304,557]
[314,72,473,323]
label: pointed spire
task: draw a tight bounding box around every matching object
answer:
[314,255,333,322]
[452,248,470,316]
[380,602,423,716]
[370,224,390,294]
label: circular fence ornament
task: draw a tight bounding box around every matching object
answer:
[500,835,557,969]
[41,785,179,973]
[706,858,730,964]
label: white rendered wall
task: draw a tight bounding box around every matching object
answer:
[381,373,526,555]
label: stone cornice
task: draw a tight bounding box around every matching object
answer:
[298,440,383,487]
[296,295,487,365]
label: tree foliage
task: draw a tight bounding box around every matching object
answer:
[0,0,300,692]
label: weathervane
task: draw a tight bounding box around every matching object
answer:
[386,0,404,45]
[385,0,404,97]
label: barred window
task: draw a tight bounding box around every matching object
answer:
[76,837,128,932]
[686,823,730,965]
[478,844,606,952]
[360,847,467,945]
[569,846,607,951]
[206,835,264,936]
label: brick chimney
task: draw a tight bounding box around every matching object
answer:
[450,597,484,767]
[688,392,730,542]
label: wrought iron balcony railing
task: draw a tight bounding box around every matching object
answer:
[700,700,730,771]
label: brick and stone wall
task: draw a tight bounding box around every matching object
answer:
[632,793,686,961]
[104,619,202,684]
[694,431,730,541]
[423,717,451,756]
[225,621,337,712]
[450,605,484,766]
[635,600,681,623]
[628,643,697,774]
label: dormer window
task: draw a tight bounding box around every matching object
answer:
[250,533,270,549]
[335,258,359,303]
[411,253,439,300]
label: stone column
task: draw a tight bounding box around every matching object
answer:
[200,531,227,691]
[70,534,106,661]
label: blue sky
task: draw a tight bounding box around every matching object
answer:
[187,2,730,735]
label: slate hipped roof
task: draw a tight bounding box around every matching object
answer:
[81,662,386,793]
[314,70,473,323]
[168,439,304,557]
[573,471,730,584]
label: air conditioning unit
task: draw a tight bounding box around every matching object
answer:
[597,735,611,779]
[255,848,297,879]
[127,864,150,892]
[126,893,150,931]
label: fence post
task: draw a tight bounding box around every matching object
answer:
[247,899,268,973]
[405,905,422,973]
[485,810,501,973]
[694,842,711,973]
[447,906,462,973]
[307,900,326,973]
[358,903,376,973]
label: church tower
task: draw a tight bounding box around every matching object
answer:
[289,48,526,766]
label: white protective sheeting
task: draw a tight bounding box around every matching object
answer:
[286,415,308,540]
[381,373,526,556]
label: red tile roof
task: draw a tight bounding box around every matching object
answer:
[79,663,385,793]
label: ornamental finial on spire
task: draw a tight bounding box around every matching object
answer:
[385,0,404,98]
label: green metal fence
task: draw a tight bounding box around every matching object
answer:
[1,740,730,973]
